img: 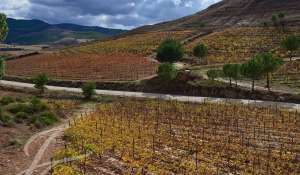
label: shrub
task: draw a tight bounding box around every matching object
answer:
[207,69,219,81]
[0,113,14,127]
[8,138,22,147]
[81,82,96,100]
[15,112,29,123]
[33,73,49,93]
[29,97,48,113]
[193,43,208,60]
[157,63,178,81]
[6,103,29,114]
[156,39,184,62]
[33,112,58,128]
[0,96,15,106]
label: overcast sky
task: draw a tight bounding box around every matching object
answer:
[0,0,221,29]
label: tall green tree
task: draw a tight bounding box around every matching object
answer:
[231,64,241,87]
[241,57,264,92]
[278,13,286,31]
[223,64,240,87]
[281,35,300,61]
[271,14,279,27]
[257,53,283,91]
[0,13,8,41]
[223,64,234,86]
[193,43,208,62]
[156,38,184,63]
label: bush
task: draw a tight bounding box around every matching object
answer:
[0,96,15,106]
[15,112,29,123]
[28,97,48,113]
[157,63,178,81]
[33,73,49,93]
[0,113,14,127]
[81,82,96,100]
[207,69,219,81]
[33,112,58,128]
[156,39,184,62]
[193,43,208,60]
[6,103,29,114]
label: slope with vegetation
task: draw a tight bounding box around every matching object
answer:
[186,27,300,64]
[66,30,194,56]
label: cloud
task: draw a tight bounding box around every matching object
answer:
[0,0,221,29]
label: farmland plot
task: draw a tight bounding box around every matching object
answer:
[6,53,158,82]
[53,100,300,175]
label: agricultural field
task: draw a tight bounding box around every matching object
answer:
[186,27,300,64]
[53,99,300,175]
[6,53,158,82]
[65,31,194,56]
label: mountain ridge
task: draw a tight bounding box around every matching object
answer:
[131,0,300,33]
[5,18,126,45]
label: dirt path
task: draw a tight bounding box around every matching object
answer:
[16,103,96,175]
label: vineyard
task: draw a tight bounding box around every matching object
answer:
[53,100,300,175]
[186,27,300,64]
[65,31,194,56]
[6,53,158,82]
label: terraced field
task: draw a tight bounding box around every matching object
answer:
[65,30,195,56]
[6,53,158,82]
[186,27,300,64]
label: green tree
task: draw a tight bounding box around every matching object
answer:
[278,13,286,31]
[157,63,178,81]
[241,58,264,92]
[33,74,49,93]
[223,64,240,87]
[0,57,5,79]
[193,43,208,61]
[231,64,241,87]
[156,39,184,63]
[271,14,279,27]
[81,82,96,100]
[257,53,283,91]
[281,35,300,61]
[0,13,8,41]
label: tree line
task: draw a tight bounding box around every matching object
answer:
[210,53,283,92]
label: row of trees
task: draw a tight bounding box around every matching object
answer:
[208,53,283,92]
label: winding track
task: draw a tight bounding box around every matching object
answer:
[17,103,96,175]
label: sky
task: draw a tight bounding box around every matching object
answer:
[0,0,221,29]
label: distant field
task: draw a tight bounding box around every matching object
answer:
[186,27,300,64]
[65,30,195,56]
[6,53,158,82]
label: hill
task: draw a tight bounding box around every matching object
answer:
[5,18,126,45]
[132,0,300,33]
